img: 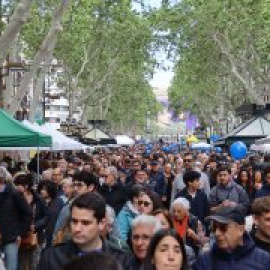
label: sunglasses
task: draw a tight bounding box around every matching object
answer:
[138,200,152,207]
[211,222,229,233]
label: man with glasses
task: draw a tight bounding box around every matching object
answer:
[194,206,270,270]
[98,166,127,215]
[171,153,194,202]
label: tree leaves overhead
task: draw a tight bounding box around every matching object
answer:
[19,0,160,133]
[159,0,270,125]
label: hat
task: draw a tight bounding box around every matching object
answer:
[150,161,159,166]
[206,206,246,225]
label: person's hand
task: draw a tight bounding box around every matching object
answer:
[222,200,230,207]
[186,228,198,241]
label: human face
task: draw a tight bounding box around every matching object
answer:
[254,212,270,242]
[138,193,153,215]
[183,155,193,170]
[218,170,230,186]
[189,179,200,191]
[70,207,104,251]
[155,213,171,229]
[62,183,74,199]
[132,224,155,260]
[212,221,245,250]
[239,171,249,183]
[15,184,26,193]
[172,204,188,222]
[101,169,115,186]
[254,171,262,183]
[152,164,160,172]
[52,169,63,184]
[135,170,148,184]
[153,236,183,270]
[73,181,88,196]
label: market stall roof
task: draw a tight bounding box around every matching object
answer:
[0,109,51,149]
[115,135,135,146]
[41,123,91,151]
[81,128,116,145]
[256,135,270,145]
[214,116,270,147]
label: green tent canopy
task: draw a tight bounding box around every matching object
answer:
[0,109,52,148]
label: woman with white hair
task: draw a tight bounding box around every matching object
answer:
[171,197,202,254]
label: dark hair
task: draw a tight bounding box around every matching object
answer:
[71,192,106,222]
[73,171,99,188]
[183,170,201,186]
[217,164,231,174]
[37,180,58,199]
[129,184,147,202]
[252,197,270,216]
[143,229,187,270]
[145,190,163,212]
[63,251,122,270]
[152,209,173,228]
[237,168,253,194]
[13,173,34,191]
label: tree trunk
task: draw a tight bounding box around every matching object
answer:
[7,0,72,115]
[0,0,32,67]
[29,56,53,122]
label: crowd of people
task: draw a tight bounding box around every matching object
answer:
[0,143,270,270]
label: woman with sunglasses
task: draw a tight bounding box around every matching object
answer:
[138,189,163,215]
[143,229,188,270]
[116,185,147,241]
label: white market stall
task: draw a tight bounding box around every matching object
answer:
[22,121,90,151]
[115,135,135,146]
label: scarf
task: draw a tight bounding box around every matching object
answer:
[174,215,188,239]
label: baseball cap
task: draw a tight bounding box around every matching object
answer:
[206,206,246,225]
[150,161,159,166]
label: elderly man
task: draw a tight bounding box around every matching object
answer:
[194,206,270,270]
[98,166,127,215]
[128,215,161,269]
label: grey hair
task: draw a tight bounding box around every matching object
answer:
[106,204,116,223]
[106,166,118,179]
[131,214,162,233]
[171,197,190,211]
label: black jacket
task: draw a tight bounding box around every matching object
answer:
[98,181,127,215]
[193,233,270,270]
[0,183,32,245]
[176,188,209,224]
[37,239,132,270]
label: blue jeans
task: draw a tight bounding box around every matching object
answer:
[3,242,19,270]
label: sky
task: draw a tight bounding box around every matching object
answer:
[133,0,175,89]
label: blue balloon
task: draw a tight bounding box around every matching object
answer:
[230,141,247,160]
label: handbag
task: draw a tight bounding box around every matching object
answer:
[20,230,38,250]
[20,204,38,250]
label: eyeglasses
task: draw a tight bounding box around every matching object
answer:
[211,222,229,233]
[138,200,152,207]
